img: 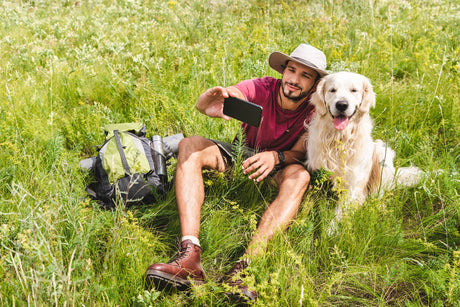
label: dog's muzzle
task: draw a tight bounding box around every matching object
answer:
[329,100,357,131]
[335,100,348,112]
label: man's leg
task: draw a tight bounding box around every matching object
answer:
[175,136,228,238]
[246,163,310,257]
[145,136,228,290]
[222,164,310,302]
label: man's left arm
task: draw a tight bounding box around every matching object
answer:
[242,132,307,182]
[276,132,307,166]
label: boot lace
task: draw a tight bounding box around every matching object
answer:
[169,241,192,265]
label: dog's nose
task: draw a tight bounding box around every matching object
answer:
[335,100,348,112]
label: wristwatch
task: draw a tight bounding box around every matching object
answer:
[276,150,285,166]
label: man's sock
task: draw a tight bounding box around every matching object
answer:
[182,235,200,247]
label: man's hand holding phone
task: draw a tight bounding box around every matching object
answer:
[195,86,231,119]
[196,86,263,127]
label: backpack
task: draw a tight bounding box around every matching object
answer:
[84,123,168,209]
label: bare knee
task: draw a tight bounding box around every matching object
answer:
[177,136,226,171]
[278,164,311,189]
[178,136,205,156]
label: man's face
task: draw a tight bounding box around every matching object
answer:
[281,61,318,101]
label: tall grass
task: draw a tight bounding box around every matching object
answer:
[0,0,458,305]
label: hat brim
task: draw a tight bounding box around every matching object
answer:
[269,51,328,77]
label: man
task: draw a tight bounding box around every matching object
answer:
[145,43,328,303]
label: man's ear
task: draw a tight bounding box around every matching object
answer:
[310,77,328,116]
[358,76,376,113]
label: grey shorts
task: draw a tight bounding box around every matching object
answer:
[210,139,256,166]
[211,139,292,176]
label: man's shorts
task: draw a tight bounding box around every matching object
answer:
[210,139,256,166]
[210,139,294,179]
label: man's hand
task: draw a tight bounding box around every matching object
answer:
[241,131,308,183]
[196,86,244,120]
[242,151,278,182]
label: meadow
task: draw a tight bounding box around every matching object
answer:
[0,0,459,305]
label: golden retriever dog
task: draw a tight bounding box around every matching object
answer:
[305,72,423,231]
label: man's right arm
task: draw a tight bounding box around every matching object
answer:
[196,86,245,120]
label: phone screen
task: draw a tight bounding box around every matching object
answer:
[223,97,263,127]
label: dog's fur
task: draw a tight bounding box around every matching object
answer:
[305,72,423,228]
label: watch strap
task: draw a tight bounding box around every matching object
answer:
[276,150,285,166]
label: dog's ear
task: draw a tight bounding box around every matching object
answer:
[310,77,328,116]
[358,76,376,113]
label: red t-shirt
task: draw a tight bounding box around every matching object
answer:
[234,77,315,152]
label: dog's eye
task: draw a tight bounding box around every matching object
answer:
[330,88,336,93]
[351,88,358,92]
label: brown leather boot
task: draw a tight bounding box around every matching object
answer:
[145,239,206,291]
[222,260,257,304]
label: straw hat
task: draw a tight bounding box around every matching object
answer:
[269,43,328,77]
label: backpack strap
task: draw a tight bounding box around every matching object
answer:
[141,138,155,173]
[113,130,131,176]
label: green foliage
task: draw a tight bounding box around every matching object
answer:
[0,0,458,305]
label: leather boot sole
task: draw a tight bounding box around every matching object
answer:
[145,269,205,291]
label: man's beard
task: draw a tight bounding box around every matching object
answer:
[281,81,311,102]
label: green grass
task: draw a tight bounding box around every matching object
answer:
[0,0,459,305]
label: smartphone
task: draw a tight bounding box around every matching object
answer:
[223,96,263,127]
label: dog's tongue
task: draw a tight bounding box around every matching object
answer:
[333,116,349,130]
